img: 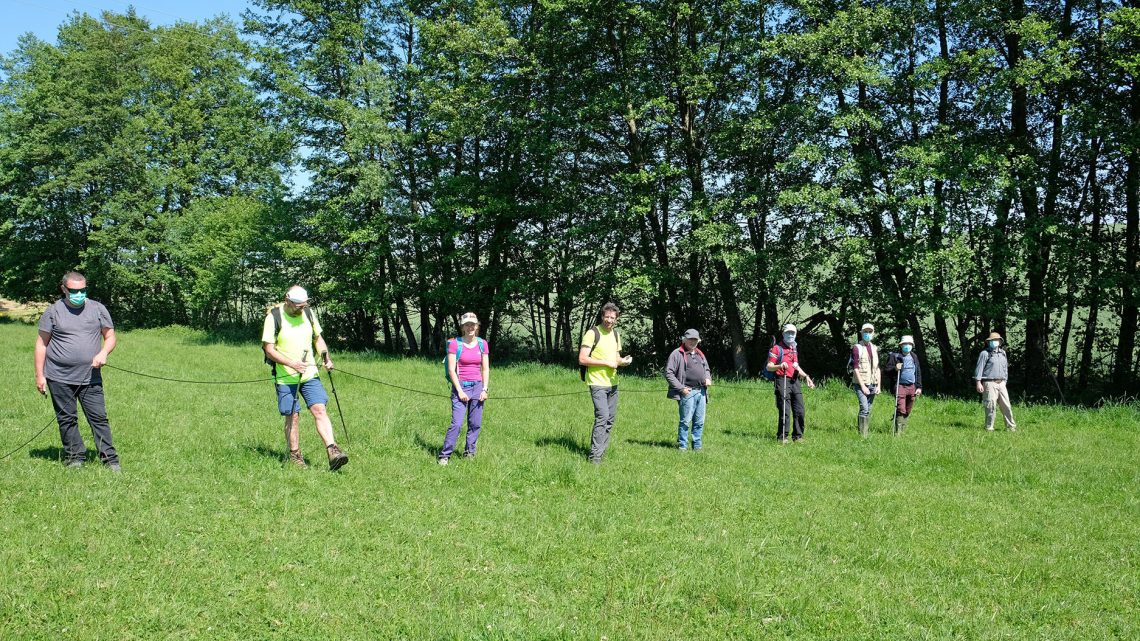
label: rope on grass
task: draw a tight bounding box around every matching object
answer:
[0,416,56,462]
[103,363,711,399]
[104,364,274,385]
[335,368,659,400]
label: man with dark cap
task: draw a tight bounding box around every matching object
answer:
[665,329,713,451]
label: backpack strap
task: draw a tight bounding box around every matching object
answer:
[304,306,318,340]
[591,327,602,354]
[271,305,282,339]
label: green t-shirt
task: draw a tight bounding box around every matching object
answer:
[261,305,322,384]
[581,327,621,388]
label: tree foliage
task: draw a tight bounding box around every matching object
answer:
[2,2,1139,400]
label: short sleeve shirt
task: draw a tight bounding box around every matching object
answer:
[261,305,323,384]
[38,299,114,385]
[581,327,620,388]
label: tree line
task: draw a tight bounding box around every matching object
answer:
[1,1,1138,401]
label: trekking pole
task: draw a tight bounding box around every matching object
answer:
[892,356,901,435]
[783,367,790,442]
[323,351,349,443]
[295,350,308,416]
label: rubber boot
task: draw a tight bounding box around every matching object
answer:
[858,416,869,438]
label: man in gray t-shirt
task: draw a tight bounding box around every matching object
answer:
[34,271,120,470]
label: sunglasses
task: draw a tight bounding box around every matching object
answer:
[65,287,87,294]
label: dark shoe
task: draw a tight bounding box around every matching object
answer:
[288,449,307,469]
[462,451,475,459]
[327,444,348,471]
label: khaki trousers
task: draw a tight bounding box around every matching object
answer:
[982,380,1016,430]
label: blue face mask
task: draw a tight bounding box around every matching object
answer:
[783,333,796,346]
[901,344,912,354]
[988,340,999,350]
[67,291,87,306]
[861,332,872,342]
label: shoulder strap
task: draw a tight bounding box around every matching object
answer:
[588,326,601,355]
[477,337,486,353]
[271,306,282,340]
[304,306,317,338]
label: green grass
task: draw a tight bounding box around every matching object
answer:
[1,323,1137,640]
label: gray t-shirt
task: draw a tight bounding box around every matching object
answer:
[38,299,114,385]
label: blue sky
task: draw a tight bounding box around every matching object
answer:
[2,0,252,54]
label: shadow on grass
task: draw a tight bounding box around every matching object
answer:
[719,428,766,439]
[413,433,441,458]
[28,446,102,463]
[535,435,589,457]
[245,443,286,463]
[625,438,674,449]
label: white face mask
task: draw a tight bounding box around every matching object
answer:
[783,333,796,345]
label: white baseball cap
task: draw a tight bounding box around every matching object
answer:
[285,286,309,304]
[900,335,915,345]
[782,324,797,333]
[460,312,479,326]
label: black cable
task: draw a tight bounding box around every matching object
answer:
[334,368,452,398]
[0,416,56,462]
[104,363,274,384]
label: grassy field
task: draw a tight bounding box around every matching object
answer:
[0,322,1137,640]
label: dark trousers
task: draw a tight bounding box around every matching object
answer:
[588,385,619,463]
[47,380,118,465]
[773,377,805,440]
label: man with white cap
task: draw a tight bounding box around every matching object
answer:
[262,285,348,470]
[665,328,713,451]
[884,335,922,434]
[766,324,815,443]
[974,331,1016,432]
[850,322,881,437]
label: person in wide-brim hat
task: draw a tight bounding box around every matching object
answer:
[974,330,1017,432]
[885,334,922,435]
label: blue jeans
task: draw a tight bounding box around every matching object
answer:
[677,387,707,450]
[853,384,878,418]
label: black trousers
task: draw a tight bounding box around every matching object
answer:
[47,380,118,465]
[773,377,806,440]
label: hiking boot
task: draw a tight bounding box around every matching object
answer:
[985,426,995,432]
[327,444,348,471]
[106,462,122,473]
[780,438,790,445]
[288,449,307,468]
[462,451,475,459]
[438,457,449,466]
[65,459,84,469]
[1007,426,1017,432]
